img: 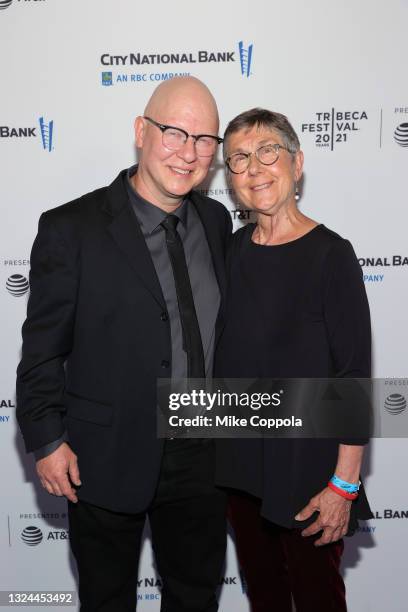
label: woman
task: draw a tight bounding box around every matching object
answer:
[215,108,372,612]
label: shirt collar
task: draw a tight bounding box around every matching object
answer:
[126,165,188,234]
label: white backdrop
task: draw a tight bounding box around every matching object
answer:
[1,1,408,610]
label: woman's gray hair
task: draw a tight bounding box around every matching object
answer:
[223,108,300,159]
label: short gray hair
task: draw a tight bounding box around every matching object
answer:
[223,107,300,159]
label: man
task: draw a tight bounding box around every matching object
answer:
[16,76,232,611]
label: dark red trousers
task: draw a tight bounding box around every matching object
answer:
[228,492,347,612]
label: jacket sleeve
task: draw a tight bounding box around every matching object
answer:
[16,212,78,452]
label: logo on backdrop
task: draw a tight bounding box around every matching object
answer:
[372,509,408,519]
[358,254,408,283]
[384,393,407,415]
[301,109,368,150]
[0,117,54,151]
[21,526,43,546]
[0,0,46,10]
[6,274,29,296]
[39,116,54,151]
[99,42,253,86]
[102,71,113,87]
[0,399,13,424]
[238,41,253,77]
[394,123,408,147]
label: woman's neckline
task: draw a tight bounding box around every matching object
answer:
[248,223,323,248]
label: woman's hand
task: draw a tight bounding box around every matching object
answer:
[295,487,352,546]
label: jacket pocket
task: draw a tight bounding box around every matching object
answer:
[64,391,113,426]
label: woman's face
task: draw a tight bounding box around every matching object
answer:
[225,125,304,216]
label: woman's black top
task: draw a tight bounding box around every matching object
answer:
[215,223,373,531]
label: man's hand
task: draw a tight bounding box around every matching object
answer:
[36,442,81,503]
[295,487,352,546]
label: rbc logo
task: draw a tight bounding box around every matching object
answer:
[39,116,54,152]
[238,41,253,77]
[102,72,113,86]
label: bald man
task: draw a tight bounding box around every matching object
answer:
[17,77,231,611]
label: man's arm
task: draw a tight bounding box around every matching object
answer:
[16,212,81,501]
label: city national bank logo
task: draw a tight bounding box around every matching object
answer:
[0,116,54,151]
[0,399,14,424]
[301,109,368,150]
[99,43,253,85]
[6,274,29,296]
[238,41,253,77]
[384,393,407,415]
[21,526,43,546]
[358,254,408,283]
[39,116,54,151]
[394,123,408,147]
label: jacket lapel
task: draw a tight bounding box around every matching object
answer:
[103,171,166,309]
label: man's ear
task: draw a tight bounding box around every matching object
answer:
[134,116,145,148]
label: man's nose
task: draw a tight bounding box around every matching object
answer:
[177,136,197,163]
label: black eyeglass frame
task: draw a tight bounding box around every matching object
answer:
[144,116,223,155]
[225,143,292,174]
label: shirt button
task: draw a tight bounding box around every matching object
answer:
[161,360,170,368]
[160,312,169,322]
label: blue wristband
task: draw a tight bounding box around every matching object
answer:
[330,475,360,494]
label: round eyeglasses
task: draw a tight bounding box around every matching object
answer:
[225,143,292,174]
[144,116,223,157]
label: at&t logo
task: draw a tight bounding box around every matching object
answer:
[394,123,408,147]
[21,526,43,546]
[384,393,407,415]
[6,274,29,296]
[0,0,46,10]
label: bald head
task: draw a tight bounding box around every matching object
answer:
[133,76,220,211]
[144,76,219,132]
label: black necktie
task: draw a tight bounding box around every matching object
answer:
[161,214,205,379]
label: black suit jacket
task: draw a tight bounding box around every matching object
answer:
[16,169,232,513]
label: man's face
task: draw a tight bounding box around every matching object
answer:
[135,95,219,209]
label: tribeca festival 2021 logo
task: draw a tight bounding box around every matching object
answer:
[301,109,368,150]
[0,116,54,151]
[100,41,253,86]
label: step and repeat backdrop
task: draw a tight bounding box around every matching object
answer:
[1,1,407,610]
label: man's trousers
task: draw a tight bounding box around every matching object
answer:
[68,439,227,612]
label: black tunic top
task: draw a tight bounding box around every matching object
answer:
[215,223,373,531]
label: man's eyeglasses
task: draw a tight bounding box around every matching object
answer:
[144,116,223,157]
[225,143,292,174]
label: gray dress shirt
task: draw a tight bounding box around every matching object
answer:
[34,165,220,459]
